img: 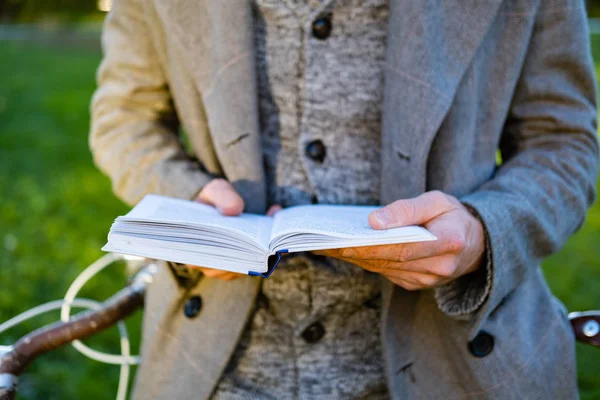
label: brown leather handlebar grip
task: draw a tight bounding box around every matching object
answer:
[569,311,600,348]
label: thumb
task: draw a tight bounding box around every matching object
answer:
[196,178,245,216]
[368,191,456,230]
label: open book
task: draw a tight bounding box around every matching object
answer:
[102,195,436,277]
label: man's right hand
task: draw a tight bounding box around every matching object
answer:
[186,178,281,280]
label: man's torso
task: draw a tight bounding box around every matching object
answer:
[212,1,390,398]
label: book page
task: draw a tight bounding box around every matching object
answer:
[269,204,436,250]
[123,195,273,248]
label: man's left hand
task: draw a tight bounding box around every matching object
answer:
[316,191,486,290]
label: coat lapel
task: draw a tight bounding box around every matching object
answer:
[147,4,264,399]
[380,0,504,380]
[153,0,266,213]
[381,0,504,204]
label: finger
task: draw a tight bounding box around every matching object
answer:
[334,256,451,289]
[368,190,460,230]
[359,260,451,288]
[327,253,455,277]
[204,270,242,280]
[387,277,420,291]
[219,272,243,281]
[196,179,245,216]
[201,269,223,278]
[358,254,456,276]
[266,204,283,216]
[186,265,221,276]
[186,264,206,270]
[386,275,448,291]
[325,240,448,263]
[389,270,452,288]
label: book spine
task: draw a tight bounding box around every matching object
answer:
[248,249,288,278]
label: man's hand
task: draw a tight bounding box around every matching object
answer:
[186,178,281,280]
[317,191,485,290]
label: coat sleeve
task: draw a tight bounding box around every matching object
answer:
[436,1,599,330]
[90,0,215,206]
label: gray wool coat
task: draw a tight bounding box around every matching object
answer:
[90,0,599,399]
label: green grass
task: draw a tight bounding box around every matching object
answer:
[0,42,134,400]
[1,36,600,399]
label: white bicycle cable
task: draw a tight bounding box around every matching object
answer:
[60,253,140,366]
[0,298,102,351]
[0,253,147,400]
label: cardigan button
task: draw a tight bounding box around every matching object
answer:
[312,15,332,40]
[468,331,494,357]
[305,139,327,163]
[184,295,203,319]
[301,322,326,343]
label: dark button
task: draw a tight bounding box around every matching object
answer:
[301,322,326,343]
[312,15,332,40]
[184,295,203,319]
[305,139,327,163]
[468,331,494,357]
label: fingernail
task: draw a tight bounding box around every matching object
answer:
[374,208,392,227]
[342,248,357,258]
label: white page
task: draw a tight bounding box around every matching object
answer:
[122,195,273,249]
[270,204,436,251]
[103,241,265,273]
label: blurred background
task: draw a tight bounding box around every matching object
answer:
[0,1,599,399]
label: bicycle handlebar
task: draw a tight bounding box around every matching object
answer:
[569,311,600,348]
[0,278,146,400]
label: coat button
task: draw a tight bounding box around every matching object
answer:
[184,295,203,319]
[468,331,494,357]
[305,139,327,163]
[312,15,332,40]
[301,322,326,343]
